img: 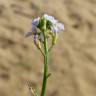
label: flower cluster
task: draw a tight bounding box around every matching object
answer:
[25,14,64,51]
[32,14,64,33]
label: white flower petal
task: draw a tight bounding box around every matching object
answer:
[44,14,57,24]
[57,23,64,30]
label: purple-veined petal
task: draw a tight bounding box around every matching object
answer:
[44,14,57,24]
[32,17,40,26]
[57,23,64,30]
[51,22,64,33]
[51,25,59,33]
[25,32,32,37]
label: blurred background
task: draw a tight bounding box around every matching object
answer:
[0,0,96,96]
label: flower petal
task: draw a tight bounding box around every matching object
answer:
[51,25,59,33]
[44,14,57,24]
[25,32,32,37]
[32,17,40,26]
[57,23,64,30]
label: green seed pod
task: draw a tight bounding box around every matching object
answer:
[52,32,58,45]
[34,39,41,50]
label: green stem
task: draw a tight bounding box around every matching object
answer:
[41,32,48,96]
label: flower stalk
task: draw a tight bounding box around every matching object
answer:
[41,31,48,96]
[25,14,64,96]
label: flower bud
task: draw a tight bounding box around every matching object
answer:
[38,17,47,31]
[42,18,47,31]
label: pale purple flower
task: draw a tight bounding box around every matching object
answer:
[57,23,64,30]
[51,25,59,33]
[43,14,64,32]
[31,14,64,33]
[25,18,39,37]
[25,26,37,37]
[44,14,57,24]
[25,14,64,42]
[32,17,40,26]
[25,18,40,41]
[51,23,64,33]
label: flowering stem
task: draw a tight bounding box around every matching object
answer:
[41,31,48,96]
[26,14,64,96]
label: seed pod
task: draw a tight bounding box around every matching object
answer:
[35,40,41,49]
[52,32,58,45]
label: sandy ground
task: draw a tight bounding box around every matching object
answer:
[0,0,96,96]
